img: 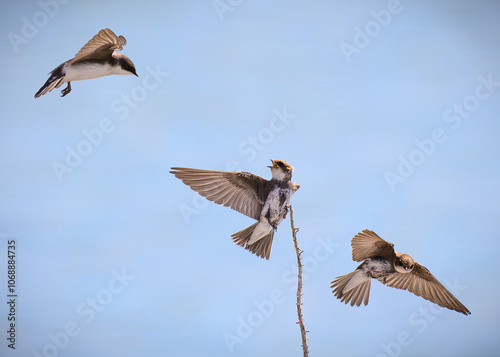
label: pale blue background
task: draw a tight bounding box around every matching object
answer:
[1,1,499,356]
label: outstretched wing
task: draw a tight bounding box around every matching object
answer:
[70,28,127,65]
[379,263,471,315]
[170,167,272,220]
[351,230,395,262]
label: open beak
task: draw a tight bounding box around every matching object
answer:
[267,159,275,168]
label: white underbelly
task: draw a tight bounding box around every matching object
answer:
[64,63,115,81]
[262,187,292,222]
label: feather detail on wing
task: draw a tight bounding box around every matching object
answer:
[71,28,127,64]
[170,167,272,220]
[351,230,395,262]
[378,263,471,315]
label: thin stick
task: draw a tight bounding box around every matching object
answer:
[289,205,309,357]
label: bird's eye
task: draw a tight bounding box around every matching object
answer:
[404,264,414,271]
[277,161,285,168]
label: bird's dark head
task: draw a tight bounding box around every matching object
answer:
[118,55,138,77]
[268,159,294,181]
[394,253,415,274]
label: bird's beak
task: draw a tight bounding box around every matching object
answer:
[267,159,275,168]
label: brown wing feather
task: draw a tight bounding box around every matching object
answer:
[351,230,395,262]
[70,28,126,65]
[170,167,272,220]
[379,263,471,315]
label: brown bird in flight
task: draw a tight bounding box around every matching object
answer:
[35,28,137,98]
[170,160,300,260]
[331,230,470,315]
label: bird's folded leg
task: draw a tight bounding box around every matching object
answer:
[61,82,72,97]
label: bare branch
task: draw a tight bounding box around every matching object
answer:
[289,205,309,357]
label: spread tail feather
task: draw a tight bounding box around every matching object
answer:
[35,77,65,98]
[331,270,371,307]
[231,222,274,260]
[35,62,67,98]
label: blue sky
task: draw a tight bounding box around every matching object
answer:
[1,1,499,356]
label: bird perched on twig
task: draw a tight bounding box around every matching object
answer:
[331,230,470,315]
[35,28,137,98]
[170,160,300,259]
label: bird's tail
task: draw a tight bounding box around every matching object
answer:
[35,63,66,98]
[231,222,275,260]
[331,270,371,306]
[35,76,65,98]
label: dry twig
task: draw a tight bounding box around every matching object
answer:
[289,205,309,357]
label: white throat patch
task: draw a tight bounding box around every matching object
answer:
[271,168,287,181]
